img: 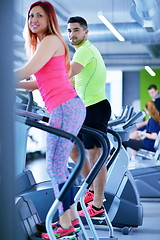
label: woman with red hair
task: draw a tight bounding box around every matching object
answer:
[123,100,160,156]
[15,1,86,239]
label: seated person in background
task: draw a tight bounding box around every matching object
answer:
[132,84,160,131]
[130,84,160,139]
[123,100,160,157]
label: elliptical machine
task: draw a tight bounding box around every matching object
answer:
[72,108,144,235]
[15,91,118,240]
[103,110,145,234]
[15,93,144,238]
[110,105,160,198]
[129,132,160,198]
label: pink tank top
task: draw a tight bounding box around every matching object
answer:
[34,55,77,113]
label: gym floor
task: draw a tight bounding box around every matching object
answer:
[26,157,160,240]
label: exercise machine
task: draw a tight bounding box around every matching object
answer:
[78,111,145,235]
[15,93,144,238]
[129,131,160,197]
[15,113,118,240]
[15,92,118,240]
[110,105,160,198]
[108,105,134,128]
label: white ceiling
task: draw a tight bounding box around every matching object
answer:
[14,0,160,71]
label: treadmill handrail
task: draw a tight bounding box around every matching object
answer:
[107,128,122,170]
[15,115,86,202]
[16,90,38,111]
[26,92,33,112]
[74,127,117,239]
[16,109,120,172]
[45,126,110,240]
[16,114,86,240]
[16,110,120,174]
[16,112,115,240]
[124,106,134,122]
[15,108,49,123]
[112,110,146,131]
[109,105,133,127]
[122,110,146,130]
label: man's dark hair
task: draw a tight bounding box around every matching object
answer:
[67,16,88,29]
[148,84,157,91]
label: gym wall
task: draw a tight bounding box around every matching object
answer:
[140,69,160,111]
[123,71,140,109]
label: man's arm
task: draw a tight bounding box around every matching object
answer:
[69,61,84,79]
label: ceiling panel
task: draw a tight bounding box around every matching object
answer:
[14,0,160,71]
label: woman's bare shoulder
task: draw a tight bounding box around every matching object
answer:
[42,34,60,43]
[40,35,64,56]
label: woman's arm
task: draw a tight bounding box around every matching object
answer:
[16,79,38,90]
[137,130,157,140]
[136,119,148,128]
[15,35,59,84]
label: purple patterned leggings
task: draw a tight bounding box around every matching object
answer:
[46,96,86,215]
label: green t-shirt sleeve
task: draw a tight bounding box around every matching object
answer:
[73,46,93,67]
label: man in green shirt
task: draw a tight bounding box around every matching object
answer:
[68,16,111,220]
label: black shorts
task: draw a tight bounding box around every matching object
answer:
[123,139,143,151]
[79,99,111,149]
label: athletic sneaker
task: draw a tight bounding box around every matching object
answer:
[52,219,80,233]
[77,190,94,211]
[77,191,106,211]
[80,190,106,204]
[41,225,76,240]
[78,204,106,220]
[83,190,94,203]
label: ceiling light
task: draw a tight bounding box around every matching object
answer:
[144,66,156,76]
[98,12,125,42]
